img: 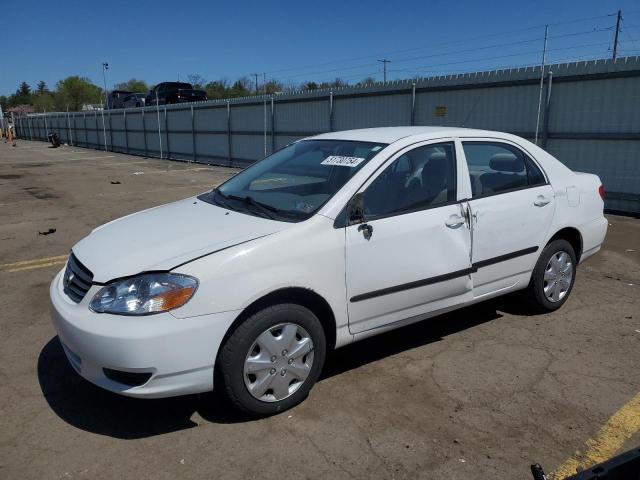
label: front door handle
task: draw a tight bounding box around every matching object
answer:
[534,195,551,207]
[358,223,373,240]
[445,214,465,228]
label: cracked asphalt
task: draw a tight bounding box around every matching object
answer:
[1,140,639,479]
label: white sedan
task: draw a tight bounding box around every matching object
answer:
[50,127,607,416]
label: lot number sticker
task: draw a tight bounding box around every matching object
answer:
[321,155,366,167]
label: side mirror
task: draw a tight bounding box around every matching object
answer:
[347,193,365,225]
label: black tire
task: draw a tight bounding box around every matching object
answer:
[216,304,326,416]
[525,239,577,312]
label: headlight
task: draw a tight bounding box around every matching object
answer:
[89,273,198,315]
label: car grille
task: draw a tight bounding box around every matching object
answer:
[63,253,94,303]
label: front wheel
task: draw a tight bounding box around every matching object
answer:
[525,239,577,312]
[216,304,326,416]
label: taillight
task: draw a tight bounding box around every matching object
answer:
[598,184,605,200]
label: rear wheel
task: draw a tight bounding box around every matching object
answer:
[217,304,326,416]
[525,239,577,312]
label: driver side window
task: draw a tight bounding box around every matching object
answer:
[363,142,457,220]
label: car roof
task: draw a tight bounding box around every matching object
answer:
[310,126,507,144]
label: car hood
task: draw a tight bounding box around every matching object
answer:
[72,197,290,283]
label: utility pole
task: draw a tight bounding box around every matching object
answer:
[534,25,549,145]
[613,10,622,60]
[377,59,391,83]
[252,73,260,95]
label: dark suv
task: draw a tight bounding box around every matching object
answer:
[146,82,207,106]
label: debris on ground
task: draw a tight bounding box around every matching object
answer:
[133,171,144,175]
[110,181,121,184]
[38,228,56,236]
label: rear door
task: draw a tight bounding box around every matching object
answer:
[345,140,473,334]
[459,139,555,296]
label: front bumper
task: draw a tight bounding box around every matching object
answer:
[49,269,239,398]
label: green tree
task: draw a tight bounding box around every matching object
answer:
[264,80,284,95]
[36,80,49,94]
[114,78,149,93]
[32,92,55,111]
[204,79,230,99]
[54,76,102,111]
[228,77,252,98]
[302,81,318,90]
[13,82,32,105]
[17,82,31,97]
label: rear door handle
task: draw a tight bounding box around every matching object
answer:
[534,195,551,207]
[445,214,465,228]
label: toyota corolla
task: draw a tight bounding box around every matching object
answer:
[50,127,607,416]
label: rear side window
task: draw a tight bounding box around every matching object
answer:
[462,142,546,198]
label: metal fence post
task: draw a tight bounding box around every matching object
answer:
[124,109,129,154]
[100,108,107,151]
[66,107,71,145]
[191,105,196,163]
[43,109,48,139]
[142,109,148,156]
[156,102,163,159]
[108,111,113,152]
[411,82,416,126]
[164,107,170,159]
[227,100,232,166]
[95,111,99,149]
[329,91,334,132]
[263,98,267,158]
[541,71,553,150]
[28,116,32,140]
[83,112,87,146]
[271,95,275,154]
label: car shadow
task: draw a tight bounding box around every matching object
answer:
[38,294,533,438]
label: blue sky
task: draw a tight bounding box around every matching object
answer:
[3,0,640,96]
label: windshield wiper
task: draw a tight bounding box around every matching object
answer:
[214,188,303,221]
[225,193,279,220]
[212,188,233,210]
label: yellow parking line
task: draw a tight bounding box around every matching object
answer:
[5,259,67,273]
[552,392,640,479]
[0,255,68,273]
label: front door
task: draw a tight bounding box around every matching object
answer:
[345,141,473,334]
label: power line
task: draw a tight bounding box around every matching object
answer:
[279,29,614,82]
[393,42,612,74]
[264,12,617,77]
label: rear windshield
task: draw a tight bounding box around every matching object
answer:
[165,82,192,90]
[199,139,387,222]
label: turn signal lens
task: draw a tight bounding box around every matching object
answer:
[147,286,196,312]
[598,184,605,201]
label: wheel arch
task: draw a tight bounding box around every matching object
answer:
[215,287,337,370]
[547,226,583,261]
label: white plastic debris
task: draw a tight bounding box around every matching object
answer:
[133,171,144,175]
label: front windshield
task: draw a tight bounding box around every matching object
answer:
[200,139,387,222]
